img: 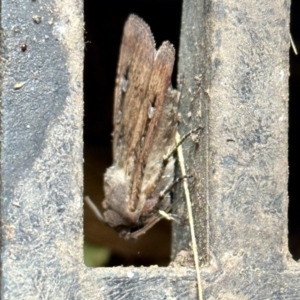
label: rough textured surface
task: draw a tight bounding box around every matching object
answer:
[172,0,210,263]
[0,1,196,299]
[0,0,295,299]
[173,0,300,299]
[0,0,85,298]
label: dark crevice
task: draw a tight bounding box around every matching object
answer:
[83,0,182,267]
[288,0,299,260]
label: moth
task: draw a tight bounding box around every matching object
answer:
[88,14,180,239]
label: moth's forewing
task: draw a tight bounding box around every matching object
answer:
[140,88,179,216]
[103,15,157,229]
[113,15,155,172]
[130,42,178,215]
[125,90,179,239]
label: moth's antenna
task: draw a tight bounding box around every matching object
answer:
[84,196,105,222]
[158,175,192,199]
[290,33,298,55]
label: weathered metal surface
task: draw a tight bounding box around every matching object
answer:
[0,0,297,299]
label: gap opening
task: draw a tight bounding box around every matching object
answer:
[288,0,300,260]
[83,0,182,267]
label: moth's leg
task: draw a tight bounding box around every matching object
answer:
[158,210,180,223]
[155,125,201,219]
[158,175,192,200]
[163,126,202,162]
[157,124,201,221]
[84,196,105,222]
[152,126,201,198]
[151,174,191,222]
[158,210,175,220]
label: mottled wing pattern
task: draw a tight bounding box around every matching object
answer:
[129,42,178,213]
[113,15,155,177]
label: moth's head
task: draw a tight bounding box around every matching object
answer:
[103,166,129,205]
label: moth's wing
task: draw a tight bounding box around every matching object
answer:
[129,41,179,212]
[113,15,155,177]
[143,88,179,196]
[141,44,179,200]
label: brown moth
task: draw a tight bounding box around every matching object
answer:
[102,14,179,239]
